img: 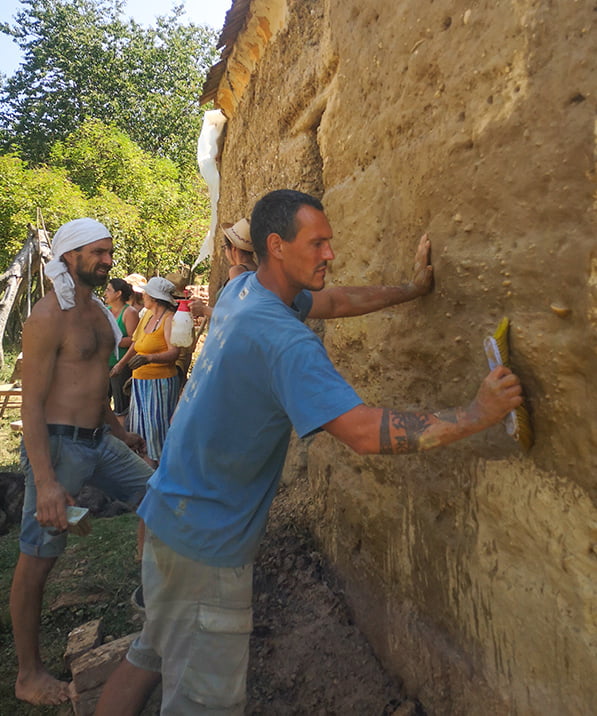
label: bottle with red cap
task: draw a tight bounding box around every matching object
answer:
[171,299,194,347]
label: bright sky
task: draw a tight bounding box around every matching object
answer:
[0,0,232,77]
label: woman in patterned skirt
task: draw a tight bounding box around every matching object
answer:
[111,277,180,468]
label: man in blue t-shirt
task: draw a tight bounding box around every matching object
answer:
[98,190,522,715]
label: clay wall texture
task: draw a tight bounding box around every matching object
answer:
[209,1,596,713]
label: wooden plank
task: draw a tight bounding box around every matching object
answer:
[0,384,22,418]
[64,619,103,670]
[70,633,138,693]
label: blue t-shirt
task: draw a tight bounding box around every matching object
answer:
[138,272,362,567]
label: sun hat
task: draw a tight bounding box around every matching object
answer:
[221,218,253,252]
[124,273,147,294]
[142,277,177,306]
[164,271,188,298]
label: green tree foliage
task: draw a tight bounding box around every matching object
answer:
[0,153,88,269]
[0,120,212,276]
[0,0,219,169]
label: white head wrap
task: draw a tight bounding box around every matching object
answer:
[45,218,122,352]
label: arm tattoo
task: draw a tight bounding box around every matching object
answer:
[380,409,434,454]
[380,409,392,454]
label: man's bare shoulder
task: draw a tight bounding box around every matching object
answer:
[26,292,61,320]
[24,293,64,336]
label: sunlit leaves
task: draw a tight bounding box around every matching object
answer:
[0,0,219,169]
[0,120,212,277]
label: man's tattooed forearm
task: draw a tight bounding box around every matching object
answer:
[380,409,392,454]
[379,410,433,454]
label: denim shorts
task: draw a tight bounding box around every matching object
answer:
[19,427,153,558]
[127,531,253,715]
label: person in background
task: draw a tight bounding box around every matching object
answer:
[97,190,522,715]
[111,277,180,469]
[124,273,147,313]
[104,278,140,423]
[221,218,258,278]
[189,218,257,321]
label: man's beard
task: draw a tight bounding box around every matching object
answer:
[77,267,109,287]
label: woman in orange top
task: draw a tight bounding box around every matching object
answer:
[111,277,180,467]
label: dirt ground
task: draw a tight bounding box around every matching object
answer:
[0,463,424,715]
[246,474,424,715]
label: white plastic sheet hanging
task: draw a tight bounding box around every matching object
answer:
[193,109,228,269]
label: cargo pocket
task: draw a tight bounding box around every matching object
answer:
[181,603,253,710]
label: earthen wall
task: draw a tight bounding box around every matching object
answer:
[210,1,597,713]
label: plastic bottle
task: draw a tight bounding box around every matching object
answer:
[170,299,194,347]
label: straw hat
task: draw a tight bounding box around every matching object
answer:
[164,272,188,298]
[124,273,147,294]
[221,218,252,252]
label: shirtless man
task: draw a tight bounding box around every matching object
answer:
[9,218,153,706]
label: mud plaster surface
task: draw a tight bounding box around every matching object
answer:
[246,476,418,715]
[211,1,597,714]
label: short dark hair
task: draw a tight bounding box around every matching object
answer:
[250,189,323,260]
[109,277,133,301]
